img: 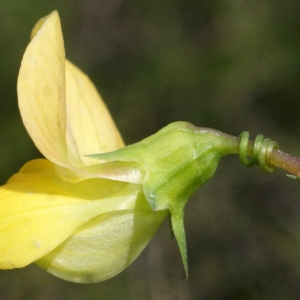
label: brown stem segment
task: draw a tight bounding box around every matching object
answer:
[270,149,300,177]
[244,138,300,176]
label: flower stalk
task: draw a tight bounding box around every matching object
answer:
[238,132,300,177]
[269,150,300,177]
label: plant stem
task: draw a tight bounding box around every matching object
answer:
[270,149,300,177]
[244,138,300,177]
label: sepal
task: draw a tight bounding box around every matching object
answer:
[88,121,239,273]
[89,121,238,213]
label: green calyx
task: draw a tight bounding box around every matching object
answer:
[90,122,239,212]
[88,121,239,276]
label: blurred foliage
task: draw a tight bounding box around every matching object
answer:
[1,0,300,299]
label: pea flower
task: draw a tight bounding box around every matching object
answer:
[0,11,167,283]
[0,11,242,283]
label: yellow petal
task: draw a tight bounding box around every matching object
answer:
[36,193,167,283]
[30,15,49,40]
[0,159,139,269]
[65,60,124,167]
[18,11,124,171]
[17,11,68,167]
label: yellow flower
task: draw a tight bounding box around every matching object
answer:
[1,10,245,284]
[0,11,167,283]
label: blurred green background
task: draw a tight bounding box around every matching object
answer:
[1,0,300,299]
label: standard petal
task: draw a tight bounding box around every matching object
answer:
[17,11,68,167]
[36,193,167,283]
[0,159,139,269]
[65,60,124,167]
